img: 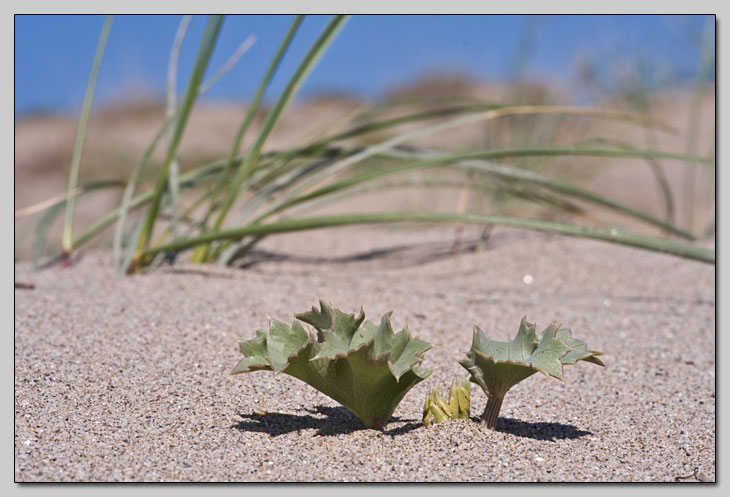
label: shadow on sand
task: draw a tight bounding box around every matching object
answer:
[493,416,592,441]
[234,237,489,270]
[232,405,421,437]
[233,406,589,441]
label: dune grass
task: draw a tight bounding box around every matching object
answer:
[60,15,113,264]
[682,15,715,235]
[30,14,715,271]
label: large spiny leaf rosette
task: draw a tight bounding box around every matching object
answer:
[232,300,433,430]
[459,317,605,429]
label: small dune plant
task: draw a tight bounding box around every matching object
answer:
[232,300,433,430]
[422,377,471,427]
[459,317,605,429]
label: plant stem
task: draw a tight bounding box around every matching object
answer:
[113,113,177,272]
[133,14,224,268]
[61,15,113,261]
[481,395,504,429]
[164,15,193,245]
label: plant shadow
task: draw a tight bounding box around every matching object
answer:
[235,237,486,270]
[493,416,593,441]
[232,405,421,437]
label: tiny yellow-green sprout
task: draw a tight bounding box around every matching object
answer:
[422,377,471,427]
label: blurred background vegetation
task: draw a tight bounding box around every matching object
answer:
[14,15,715,269]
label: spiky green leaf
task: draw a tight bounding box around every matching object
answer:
[459,317,604,400]
[233,300,433,429]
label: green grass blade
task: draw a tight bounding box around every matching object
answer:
[167,16,193,108]
[33,201,67,269]
[17,179,124,219]
[582,136,675,228]
[385,146,702,239]
[112,94,230,272]
[426,149,697,240]
[226,112,502,232]
[113,115,177,272]
[230,106,686,233]
[115,15,251,272]
[248,146,700,240]
[237,102,375,205]
[120,215,147,275]
[166,157,181,242]
[435,146,712,166]
[131,14,224,271]
[199,34,256,94]
[29,180,125,268]
[683,15,714,233]
[113,15,192,272]
[207,104,676,240]
[210,15,350,236]
[165,15,193,246]
[141,212,714,264]
[220,175,580,266]
[291,102,502,154]
[644,140,675,230]
[233,179,585,265]
[224,104,677,233]
[293,178,585,220]
[61,15,113,259]
[191,15,306,262]
[73,159,231,252]
[287,102,676,165]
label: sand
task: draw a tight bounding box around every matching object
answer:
[13,226,715,482]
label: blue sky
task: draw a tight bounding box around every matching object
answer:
[14,14,714,116]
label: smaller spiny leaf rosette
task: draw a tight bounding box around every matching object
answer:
[232,300,433,430]
[422,377,471,427]
[459,317,605,429]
